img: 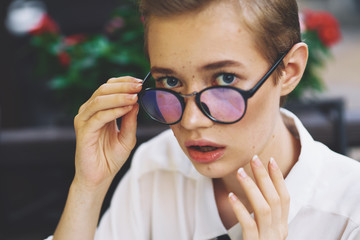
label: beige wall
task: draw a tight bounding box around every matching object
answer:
[297,0,360,112]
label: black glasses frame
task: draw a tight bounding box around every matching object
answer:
[139,50,289,125]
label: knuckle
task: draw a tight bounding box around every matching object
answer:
[92,96,102,106]
[78,105,84,114]
[246,220,257,231]
[282,192,290,204]
[259,205,271,216]
[107,77,117,83]
[78,102,88,113]
[73,115,84,132]
[93,111,103,122]
[73,114,79,126]
[97,83,108,94]
[269,195,281,206]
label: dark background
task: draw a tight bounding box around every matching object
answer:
[0,0,120,129]
[0,1,133,239]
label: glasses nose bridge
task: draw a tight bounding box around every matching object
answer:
[178,91,199,106]
[179,91,198,99]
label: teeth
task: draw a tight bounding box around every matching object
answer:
[193,146,218,152]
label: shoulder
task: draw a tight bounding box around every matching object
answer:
[130,129,198,180]
[287,141,360,238]
[310,142,360,223]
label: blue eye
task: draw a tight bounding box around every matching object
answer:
[216,73,237,86]
[157,77,180,89]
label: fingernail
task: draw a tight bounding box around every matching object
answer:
[228,192,238,202]
[135,83,143,89]
[252,155,261,167]
[128,94,137,100]
[270,157,278,170]
[237,168,247,178]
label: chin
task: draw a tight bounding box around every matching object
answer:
[190,160,235,179]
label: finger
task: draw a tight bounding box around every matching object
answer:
[251,155,282,226]
[78,78,142,114]
[107,76,143,84]
[268,157,290,225]
[92,82,143,99]
[79,94,138,122]
[236,167,272,228]
[228,192,258,240]
[118,104,139,150]
[84,105,134,133]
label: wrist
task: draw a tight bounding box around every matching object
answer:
[70,176,112,200]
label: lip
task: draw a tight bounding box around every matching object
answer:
[185,140,226,163]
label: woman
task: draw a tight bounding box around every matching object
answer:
[49,0,360,239]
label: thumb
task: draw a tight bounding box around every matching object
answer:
[118,103,139,148]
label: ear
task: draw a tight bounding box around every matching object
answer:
[280,42,308,96]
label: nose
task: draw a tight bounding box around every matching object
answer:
[180,95,214,130]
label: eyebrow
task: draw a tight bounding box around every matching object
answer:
[200,60,244,71]
[150,67,175,75]
[150,60,244,75]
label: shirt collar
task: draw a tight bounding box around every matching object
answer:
[281,108,324,223]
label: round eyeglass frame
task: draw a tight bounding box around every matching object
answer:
[138,49,289,125]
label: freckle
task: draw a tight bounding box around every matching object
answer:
[252,146,255,150]
[192,75,195,79]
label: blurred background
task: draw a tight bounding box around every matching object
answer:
[0,0,359,239]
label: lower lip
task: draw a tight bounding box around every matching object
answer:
[187,147,225,163]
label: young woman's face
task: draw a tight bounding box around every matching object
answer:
[147,1,284,178]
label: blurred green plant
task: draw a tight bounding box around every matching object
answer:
[29,3,148,115]
[292,9,342,99]
[29,6,342,116]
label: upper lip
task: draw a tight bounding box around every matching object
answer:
[185,139,226,148]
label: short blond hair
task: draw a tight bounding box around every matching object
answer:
[139,0,301,103]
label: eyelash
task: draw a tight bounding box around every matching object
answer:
[155,76,181,88]
[212,70,241,85]
[154,71,242,88]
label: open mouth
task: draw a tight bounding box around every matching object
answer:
[186,142,226,163]
[189,145,221,152]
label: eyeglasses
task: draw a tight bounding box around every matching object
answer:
[138,50,289,125]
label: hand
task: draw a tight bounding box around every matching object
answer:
[73,76,143,190]
[228,155,290,240]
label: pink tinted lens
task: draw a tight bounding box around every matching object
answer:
[200,88,245,122]
[141,90,182,123]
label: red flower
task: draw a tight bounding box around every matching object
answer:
[63,34,87,46]
[29,13,59,35]
[304,9,341,47]
[57,52,71,67]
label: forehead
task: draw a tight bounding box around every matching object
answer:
[146,1,262,68]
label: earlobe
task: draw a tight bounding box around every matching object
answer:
[280,42,308,96]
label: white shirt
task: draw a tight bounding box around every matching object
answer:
[46,109,360,239]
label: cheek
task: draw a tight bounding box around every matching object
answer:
[229,80,281,152]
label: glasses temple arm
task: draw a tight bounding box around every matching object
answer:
[248,50,290,97]
[143,72,152,85]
